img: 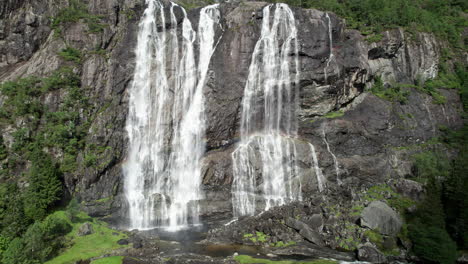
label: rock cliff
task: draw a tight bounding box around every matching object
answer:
[0,0,465,261]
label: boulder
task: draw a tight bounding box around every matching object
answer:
[77,222,93,236]
[361,201,402,235]
[117,239,129,245]
[304,214,323,231]
[285,217,324,246]
[358,244,387,263]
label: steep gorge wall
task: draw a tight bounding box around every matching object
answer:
[0,0,463,224]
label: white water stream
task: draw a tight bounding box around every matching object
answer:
[124,0,219,231]
[324,13,334,82]
[231,3,303,217]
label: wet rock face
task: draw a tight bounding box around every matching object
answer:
[0,0,464,224]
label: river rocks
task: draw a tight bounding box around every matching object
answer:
[285,217,324,246]
[78,222,94,236]
[270,243,355,262]
[357,243,387,263]
[361,201,402,236]
[118,239,129,245]
[304,214,324,231]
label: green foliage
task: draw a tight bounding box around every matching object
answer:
[2,213,71,264]
[0,67,92,262]
[0,136,8,160]
[0,235,9,263]
[45,211,128,264]
[51,0,107,35]
[58,47,82,63]
[335,222,361,251]
[1,238,30,264]
[0,183,30,240]
[84,153,98,167]
[364,230,383,247]
[365,33,383,43]
[350,205,364,216]
[407,124,468,264]
[269,0,466,48]
[409,223,457,264]
[0,76,43,118]
[412,151,450,183]
[455,63,468,112]
[370,77,410,103]
[408,178,457,264]
[23,151,63,221]
[243,232,269,244]
[66,199,80,223]
[0,67,90,175]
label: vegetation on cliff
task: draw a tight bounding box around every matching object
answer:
[269,0,467,48]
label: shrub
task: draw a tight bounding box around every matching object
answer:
[2,214,71,264]
[274,0,466,48]
[0,184,30,240]
[51,0,107,34]
[370,77,410,103]
[58,47,82,63]
[1,238,30,264]
[0,136,7,160]
[413,151,450,183]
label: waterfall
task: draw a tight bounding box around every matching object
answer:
[309,143,326,192]
[231,3,302,217]
[124,0,219,231]
[322,127,342,185]
[324,13,334,82]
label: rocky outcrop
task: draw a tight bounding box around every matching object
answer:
[78,222,94,236]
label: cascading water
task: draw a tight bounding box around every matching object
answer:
[322,127,341,185]
[309,143,326,192]
[124,0,219,231]
[231,3,303,217]
[324,13,334,82]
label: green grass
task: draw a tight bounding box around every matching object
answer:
[234,255,338,264]
[90,256,124,264]
[45,212,128,264]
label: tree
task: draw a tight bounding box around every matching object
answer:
[409,177,457,264]
[23,150,63,221]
